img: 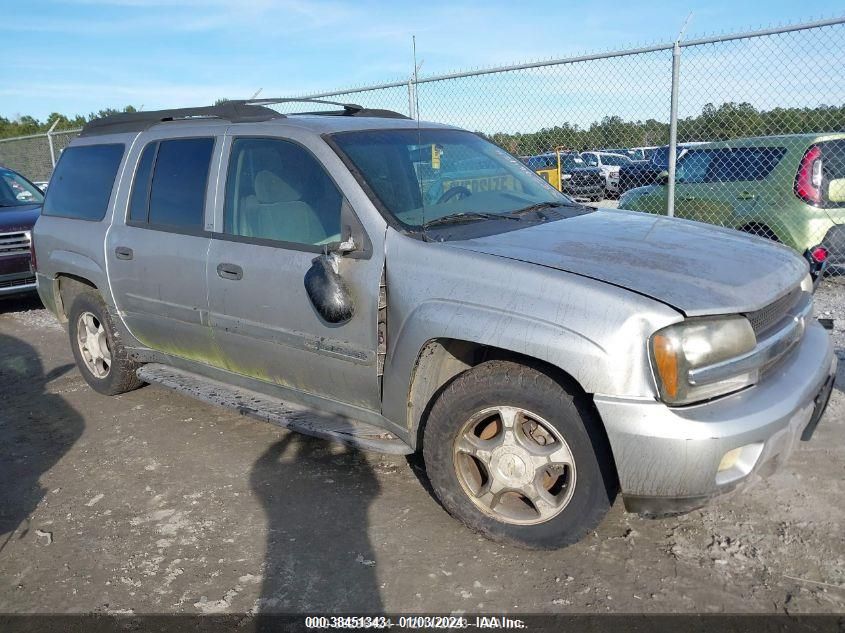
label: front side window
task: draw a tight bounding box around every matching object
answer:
[332,129,578,232]
[599,154,630,167]
[223,137,342,246]
[42,144,124,220]
[676,149,715,183]
[582,154,599,167]
[0,168,44,208]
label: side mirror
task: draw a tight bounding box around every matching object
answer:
[828,178,845,203]
[304,253,355,324]
[657,170,669,185]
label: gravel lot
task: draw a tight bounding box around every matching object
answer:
[0,282,843,615]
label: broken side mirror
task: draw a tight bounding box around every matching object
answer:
[304,253,355,324]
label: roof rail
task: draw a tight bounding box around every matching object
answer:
[80,102,285,136]
[245,98,410,119]
[81,97,410,137]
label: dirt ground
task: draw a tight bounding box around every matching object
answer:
[1,282,843,615]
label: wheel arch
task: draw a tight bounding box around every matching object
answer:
[54,273,99,323]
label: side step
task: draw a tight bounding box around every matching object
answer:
[136,363,413,455]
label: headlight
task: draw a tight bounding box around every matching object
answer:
[650,316,757,405]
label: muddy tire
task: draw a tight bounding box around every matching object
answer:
[68,291,143,396]
[422,361,616,549]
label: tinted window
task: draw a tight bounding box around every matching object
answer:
[224,137,342,245]
[707,147,786,182]
[582,154,599,166]
[148,138,214,228]
[42,144,124,220]
[128,142,156,222]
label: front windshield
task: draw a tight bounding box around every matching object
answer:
[0,168,44,208]
[331,129,573,229]
[599,154,631,167]
[561,154,586,170]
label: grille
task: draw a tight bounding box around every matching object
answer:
[0,231,31,258]
[745,286,802,336]
[0,276,35,289]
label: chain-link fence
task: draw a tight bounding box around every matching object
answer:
[2,16,844,262]
[0,128,80,183]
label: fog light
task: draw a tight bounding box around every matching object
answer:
[715,443,764,485]
[718,447,743,472]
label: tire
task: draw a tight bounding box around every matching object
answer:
[422,360,616,549]
[68,291,144,395]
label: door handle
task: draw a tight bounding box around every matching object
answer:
[217,263,243,281]
[737,191,756,200]
[115,246,133,260]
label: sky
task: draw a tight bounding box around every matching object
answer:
[3,0,844,124]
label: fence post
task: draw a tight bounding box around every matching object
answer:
[666,40,681,218]
[407,79,415,119]
[46,119,60,168]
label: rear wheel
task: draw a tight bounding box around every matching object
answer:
[422,361,616,549]
[68,292,143,395]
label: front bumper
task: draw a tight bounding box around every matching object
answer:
[563,181,604,197]
[594,321,836,516]
[0,271,36,296]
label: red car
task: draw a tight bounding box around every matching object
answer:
[0,165,44,297]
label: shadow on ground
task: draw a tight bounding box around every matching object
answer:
[250,428,383,616]
[0,332,81,552]
[0,294,42,315]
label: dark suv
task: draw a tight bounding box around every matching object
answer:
[0,165,43,297]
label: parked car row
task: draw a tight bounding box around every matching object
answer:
[0,165,43,297]
[619,133,845,268]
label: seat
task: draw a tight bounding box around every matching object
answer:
[238,170,326,245]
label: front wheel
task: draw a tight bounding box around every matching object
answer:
[68,291,144,395]
[422,361,616,549]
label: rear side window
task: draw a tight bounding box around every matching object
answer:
[43,144,124,220]
[128,137,214,229]
[707,147,786,182]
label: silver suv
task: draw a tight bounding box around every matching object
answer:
[34,100,836,549]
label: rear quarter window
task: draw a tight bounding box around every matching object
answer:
[707,147,787,182]
[42,144,125,220]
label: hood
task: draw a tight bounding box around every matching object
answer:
[0,204,40,232]
[449,209,807,316]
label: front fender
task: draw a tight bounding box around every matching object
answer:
[380,298,608,432]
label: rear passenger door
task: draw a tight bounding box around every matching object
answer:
[205,133,383,412]
[106,131,222,363]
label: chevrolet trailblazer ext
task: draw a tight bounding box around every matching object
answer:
[34,100,835,549]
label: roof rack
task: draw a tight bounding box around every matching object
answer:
[81,98,409,136]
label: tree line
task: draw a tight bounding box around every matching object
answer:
[483,102,845,156]
[0,106,138,139]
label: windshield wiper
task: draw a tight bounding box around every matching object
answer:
[505,201,576,217]
[422,211,519,229]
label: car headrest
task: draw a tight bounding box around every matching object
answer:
[254,170,301,204]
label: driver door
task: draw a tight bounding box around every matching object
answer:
[205,132,384,412]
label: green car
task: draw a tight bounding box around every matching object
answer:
[618,133,845,261]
